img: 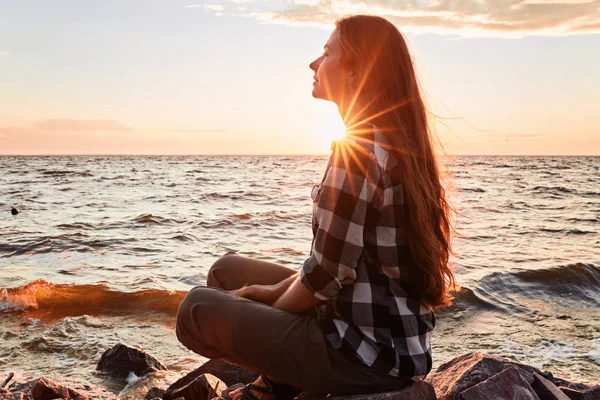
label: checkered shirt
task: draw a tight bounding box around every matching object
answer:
[300,130,435,379]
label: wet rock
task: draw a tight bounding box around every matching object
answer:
[297,381,436,400]
[425,352,554,400]
[144,387,165,400]
[97,343,166,379]
[1,373,14,388]
[165,374,226,400]
[30,377,89,400]
[553,378,598,392]
[458,367,540,400]
[163,359,257,399]
[531,372,570,400]
[559,386,600,400]
[31,377,69,399]
[2,391,32,400]
[0,387,13,400]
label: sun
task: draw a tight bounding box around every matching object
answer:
[319,114,347,151]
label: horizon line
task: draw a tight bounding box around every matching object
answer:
[1,153,599,157]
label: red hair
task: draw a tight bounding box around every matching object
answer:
[336,15,456,308]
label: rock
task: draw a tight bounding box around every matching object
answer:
[425,352,554,400]
[458,367,540,400]
[1,373,14,388]
[553,378,598,392]
[30,377,89,400]
[531,372,570,400]
[11,208,19,215]
[97,343,167,380]
[2,391,32,400]
[144,387,165,400]
[559,386,600,400]
[165,374,227,400]
[31,377,69,399]
[0,387,14,400]
[298,380,436,400]
[163,359,258,399]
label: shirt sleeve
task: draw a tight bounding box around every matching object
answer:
[301,142,382,300]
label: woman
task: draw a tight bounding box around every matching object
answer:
[176,14,455,400]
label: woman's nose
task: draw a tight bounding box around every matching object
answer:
[309,56,321,71]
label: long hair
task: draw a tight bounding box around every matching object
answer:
[336,15,456,308]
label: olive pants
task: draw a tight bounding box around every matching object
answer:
[175,254,410,395]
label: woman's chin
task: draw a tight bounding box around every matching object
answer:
[311,88,326,100]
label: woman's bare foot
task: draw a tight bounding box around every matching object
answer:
[229,376,277,400]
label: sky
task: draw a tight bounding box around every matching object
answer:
[0,0,599,155]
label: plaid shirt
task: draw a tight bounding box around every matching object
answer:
[300,128,435,379]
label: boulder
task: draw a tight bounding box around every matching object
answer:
[559,386,600,400]
[553,378,598,392]
[31,377,89,400]
[1,391,31,400]
[31,377,69,399]
[144,387,165,400]
[0,387,16,400]
[164,374,226,400]
[531,372,570,400]
[425,352,554,400]
[458,367,540,400]
[297,381,437,400]
[97,343,166,380]
[163,359,257,399]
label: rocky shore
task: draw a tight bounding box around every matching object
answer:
[1,344,598,400]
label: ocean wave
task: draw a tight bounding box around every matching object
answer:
[0,279,185,320]
[461,187,486,193]
[38,170,94,177]
[232,213,252,220]
[440,263,600,315]
[0,235,141,257]
[479,263,600,307]
[131,213,181,225]
[531,186,576,195]
[566,217,599,223]
[57,222,96,230]
[439,286,500,314]
[539,228,596,235]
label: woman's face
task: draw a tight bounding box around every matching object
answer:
[309,29,354,106]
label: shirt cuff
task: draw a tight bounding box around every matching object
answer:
[300,255,343,301]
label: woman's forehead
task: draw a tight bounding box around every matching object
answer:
[325,29,341,51]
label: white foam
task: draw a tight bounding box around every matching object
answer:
[125,371,140,385]
[583,338,600,365]
[491,338,580,365]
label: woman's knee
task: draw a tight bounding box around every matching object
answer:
[176,286,227,357]
[207,253,239,288]
[176,287,218,341]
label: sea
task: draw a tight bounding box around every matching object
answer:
[1,155,599,393]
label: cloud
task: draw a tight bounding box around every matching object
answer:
[3,120,228,136]
[185,4,224,11]
[165,129,229,133]
[199,0,600,36]
[31,119,133,132]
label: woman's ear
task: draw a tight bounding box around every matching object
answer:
[347,62,359,91]
[348,69,359,91]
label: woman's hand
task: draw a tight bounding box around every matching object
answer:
[231,283,286,305]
